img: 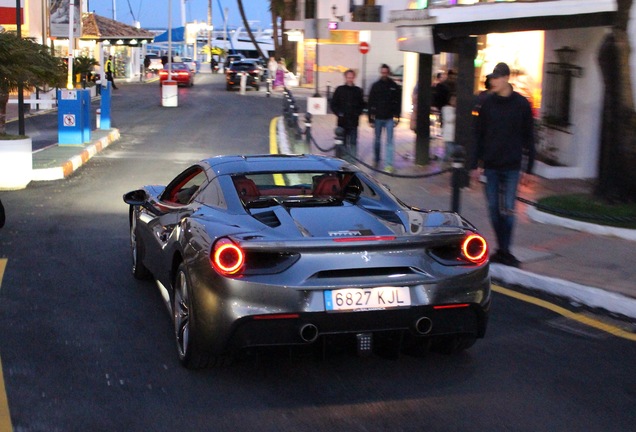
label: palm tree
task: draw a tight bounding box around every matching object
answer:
[597,0,636,201]
[237,0,267,59]
[73,55,100,88]
[270,0,285,58]
[0,32,66,135]
[237,0,296,65]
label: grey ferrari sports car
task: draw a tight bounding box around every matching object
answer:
[124,154,491,368]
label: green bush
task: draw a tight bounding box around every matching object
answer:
[537,194,636,229]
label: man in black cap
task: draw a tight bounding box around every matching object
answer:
[471,62,535,267]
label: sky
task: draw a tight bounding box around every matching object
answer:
[87,0,271,30]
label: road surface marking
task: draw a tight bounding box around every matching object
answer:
[0,259,13,432]
[493,284,636,341]
[269,117,285,186]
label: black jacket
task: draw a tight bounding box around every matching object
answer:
[330,84,365,129]
[368,78,401,120]
[473,90,535,173]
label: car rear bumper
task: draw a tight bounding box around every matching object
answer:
[229,302,490,349]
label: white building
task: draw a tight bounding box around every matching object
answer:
[289,0,633,180]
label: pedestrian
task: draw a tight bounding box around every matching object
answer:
[210,56,218,73]
[474,75,492,113]
[432,70,450,112]
[267,56,277,87]
[471,62,536,267]
[330,69,365,161]
[105,55,118,90]
[143,55,151,75]
[441,94,457,162]
[367,64,402,173]
[273,59,286,90]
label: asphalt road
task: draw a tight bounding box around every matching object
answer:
[0,74,634,432]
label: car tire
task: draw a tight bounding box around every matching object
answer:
[254,84,260,91]
[173,263,225,369]
[226,84,231,91]
[430,335,477,355]
[130,211,151,280]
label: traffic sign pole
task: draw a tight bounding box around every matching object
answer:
[359,42,370,94]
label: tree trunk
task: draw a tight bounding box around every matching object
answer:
[281,0,297,69]
[237,0,267,59]
[271,9,281,58]
[596,0,636,202]
[0,88,9,135]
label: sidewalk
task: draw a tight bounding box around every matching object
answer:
[279,86,636,323]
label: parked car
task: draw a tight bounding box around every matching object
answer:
[123,154,491,369]
[225,60,262,91]
[243,58,266,78]
[144,54,163,72]
[223,53,245,71]
[158,62,194,87]
[177,56,197,73]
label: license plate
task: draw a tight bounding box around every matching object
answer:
[324,287,411,311]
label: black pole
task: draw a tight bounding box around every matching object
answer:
[304,112,312,148]
[313,15,320,97]
[450,146,466,213]
[16,0,25,135]
[415,53,432,165]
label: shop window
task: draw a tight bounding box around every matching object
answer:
[543,47,583,128]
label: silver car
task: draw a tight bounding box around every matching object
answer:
[123,154,491,368]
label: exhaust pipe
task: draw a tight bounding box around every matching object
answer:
[299,323,319,343]
[414,317,433,335]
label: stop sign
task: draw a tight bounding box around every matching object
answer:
[359,42,370,55]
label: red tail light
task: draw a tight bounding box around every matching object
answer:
[211,238,245,275]
[462,234,488,263]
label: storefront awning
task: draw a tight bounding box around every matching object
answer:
[79,13,155,46]
[392,0,616,52]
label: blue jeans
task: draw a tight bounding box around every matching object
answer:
[343,127,358,162]
[374,118,394,167]
[483,169,521,254]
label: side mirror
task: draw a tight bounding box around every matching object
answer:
[123,189,149,206]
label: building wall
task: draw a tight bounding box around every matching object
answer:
[543,27,606,179]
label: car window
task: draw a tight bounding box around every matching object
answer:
[231,172,346,201]
[231,63,254,72]
[196,177,227,209]
[162,166,208,205]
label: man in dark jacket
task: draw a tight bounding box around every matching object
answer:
[330,69,365,160]
[368,64,402,172]
[471,62,536,267]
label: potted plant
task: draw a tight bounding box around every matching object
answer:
[0,31,66,190]
[73,54,99,93]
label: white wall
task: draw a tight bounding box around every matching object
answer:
[364,30,404,94]
[543,27,606,179]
